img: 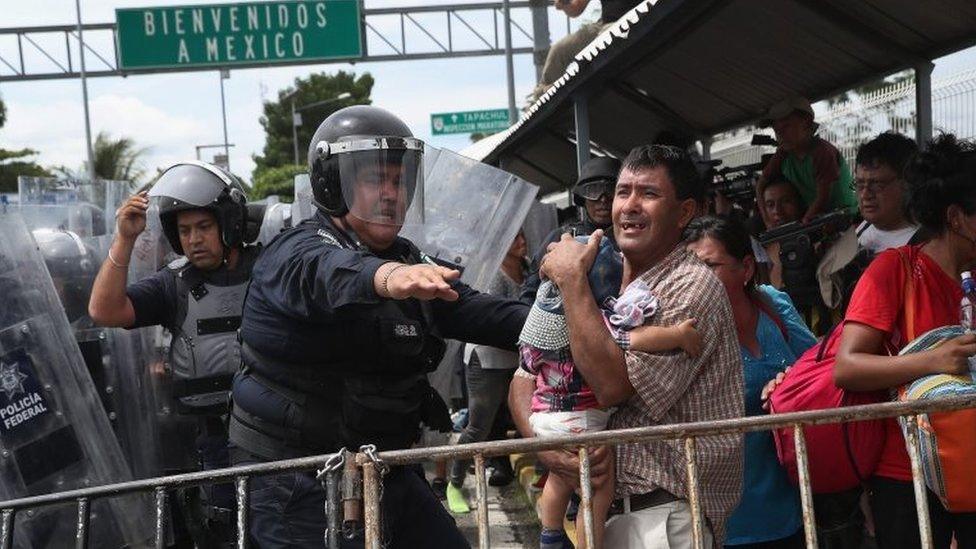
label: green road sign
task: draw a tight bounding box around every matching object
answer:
[115,1,362,70]
[430,109,511,135]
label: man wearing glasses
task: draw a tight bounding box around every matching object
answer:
[853,132,922,253]
[521,156,620,303]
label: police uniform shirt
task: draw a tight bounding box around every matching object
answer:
[239,213,528,370]
[125,247,260,331]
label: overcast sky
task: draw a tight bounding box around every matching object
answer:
[1,0,574,182]
[2,1,975,185]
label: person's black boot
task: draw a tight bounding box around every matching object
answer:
[488,457,514,487]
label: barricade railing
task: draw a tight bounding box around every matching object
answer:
[2,394,975,549]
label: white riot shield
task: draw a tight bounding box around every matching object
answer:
[401,145,538,292]
[292,174,314,225]
[0,213,151,548]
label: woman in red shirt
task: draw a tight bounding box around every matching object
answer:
[837,134,976,548]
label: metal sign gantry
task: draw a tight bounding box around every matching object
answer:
[0,1,554,83]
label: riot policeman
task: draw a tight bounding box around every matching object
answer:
[521,155,620,303]
[229,105,527,547]
[88,160,259,541]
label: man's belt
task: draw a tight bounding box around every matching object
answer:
[608,489,680,517]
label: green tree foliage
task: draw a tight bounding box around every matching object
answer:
[250,164,305,201]
[55,132,148,183]
[253,71,373,179]
[0,96,51,193]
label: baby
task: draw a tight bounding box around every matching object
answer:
[519,237,701,549]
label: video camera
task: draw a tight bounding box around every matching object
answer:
[759,210,854,314]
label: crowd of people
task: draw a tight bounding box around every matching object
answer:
[63,82,976,549]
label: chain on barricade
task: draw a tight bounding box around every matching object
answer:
[317,448,347,549]
[360,444,391,549]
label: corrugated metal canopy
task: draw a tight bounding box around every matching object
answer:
[483,0,976,194]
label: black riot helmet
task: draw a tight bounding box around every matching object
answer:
[307,105,425,225]
[32,228,100,324]
[148,161,248,255]
[572,156,621,208]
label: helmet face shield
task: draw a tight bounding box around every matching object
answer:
[328,138,424,225]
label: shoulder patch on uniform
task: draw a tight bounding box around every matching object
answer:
[166,256,191,271]
[316,229,343,248]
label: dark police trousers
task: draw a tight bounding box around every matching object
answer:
[233,450,470,549]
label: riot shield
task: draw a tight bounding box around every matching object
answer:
[401,145,538,292]
[522,200,559,260]
[128,203,198,474]
[24,198,165,480]
[0,213,151,548]
[256,201,293,245]
[401,146,537,404]
[292,173,315,225]
[18,176,131,237]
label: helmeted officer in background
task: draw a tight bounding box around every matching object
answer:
[520,155,620,303]
[229,105,527,548]
[88,160,259,542]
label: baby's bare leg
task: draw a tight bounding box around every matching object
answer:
[575,460,614,549]
[538,471,574,530]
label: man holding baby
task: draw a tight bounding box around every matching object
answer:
[509,144,744,548]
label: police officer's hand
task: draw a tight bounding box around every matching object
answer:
[116,191,148,241]
[540,230,602,288]
[378,263,460,301]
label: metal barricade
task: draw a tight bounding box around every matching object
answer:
[1,395,974,549]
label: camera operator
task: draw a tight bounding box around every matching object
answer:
[757,97,857,224]
[761,178,804,289]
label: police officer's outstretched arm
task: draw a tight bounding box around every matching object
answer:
[375,261,461,301]
[88,192,147,327]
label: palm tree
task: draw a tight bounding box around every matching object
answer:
[91,132,148,182]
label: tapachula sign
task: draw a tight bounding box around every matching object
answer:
[116,1,363,70]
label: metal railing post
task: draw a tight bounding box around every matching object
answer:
[904,416,934,549]
[684,438,705,549]
[153,487,167,549]
[0,509,12,549]
[74,498,90,549]
[793,425,818,549]
[362,461,381,549]
[235,476,250,549]
[578,447,595,549]
[474,454,490,549]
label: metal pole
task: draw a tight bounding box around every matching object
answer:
[502,0,517,124]
[904,416,934,549]
[700,135,713,162]
[75,0,95,181]
[529,0,551,82]
[474,454,490,549]
[577,448,595,549]
[235,476,250,549]
[915,62,934,145]
[292,99,300,165]
[793,425,819,549]
[362,462,381,549]
[684,438,706,549]
[574,95,590,174]
[219,70,231,170]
